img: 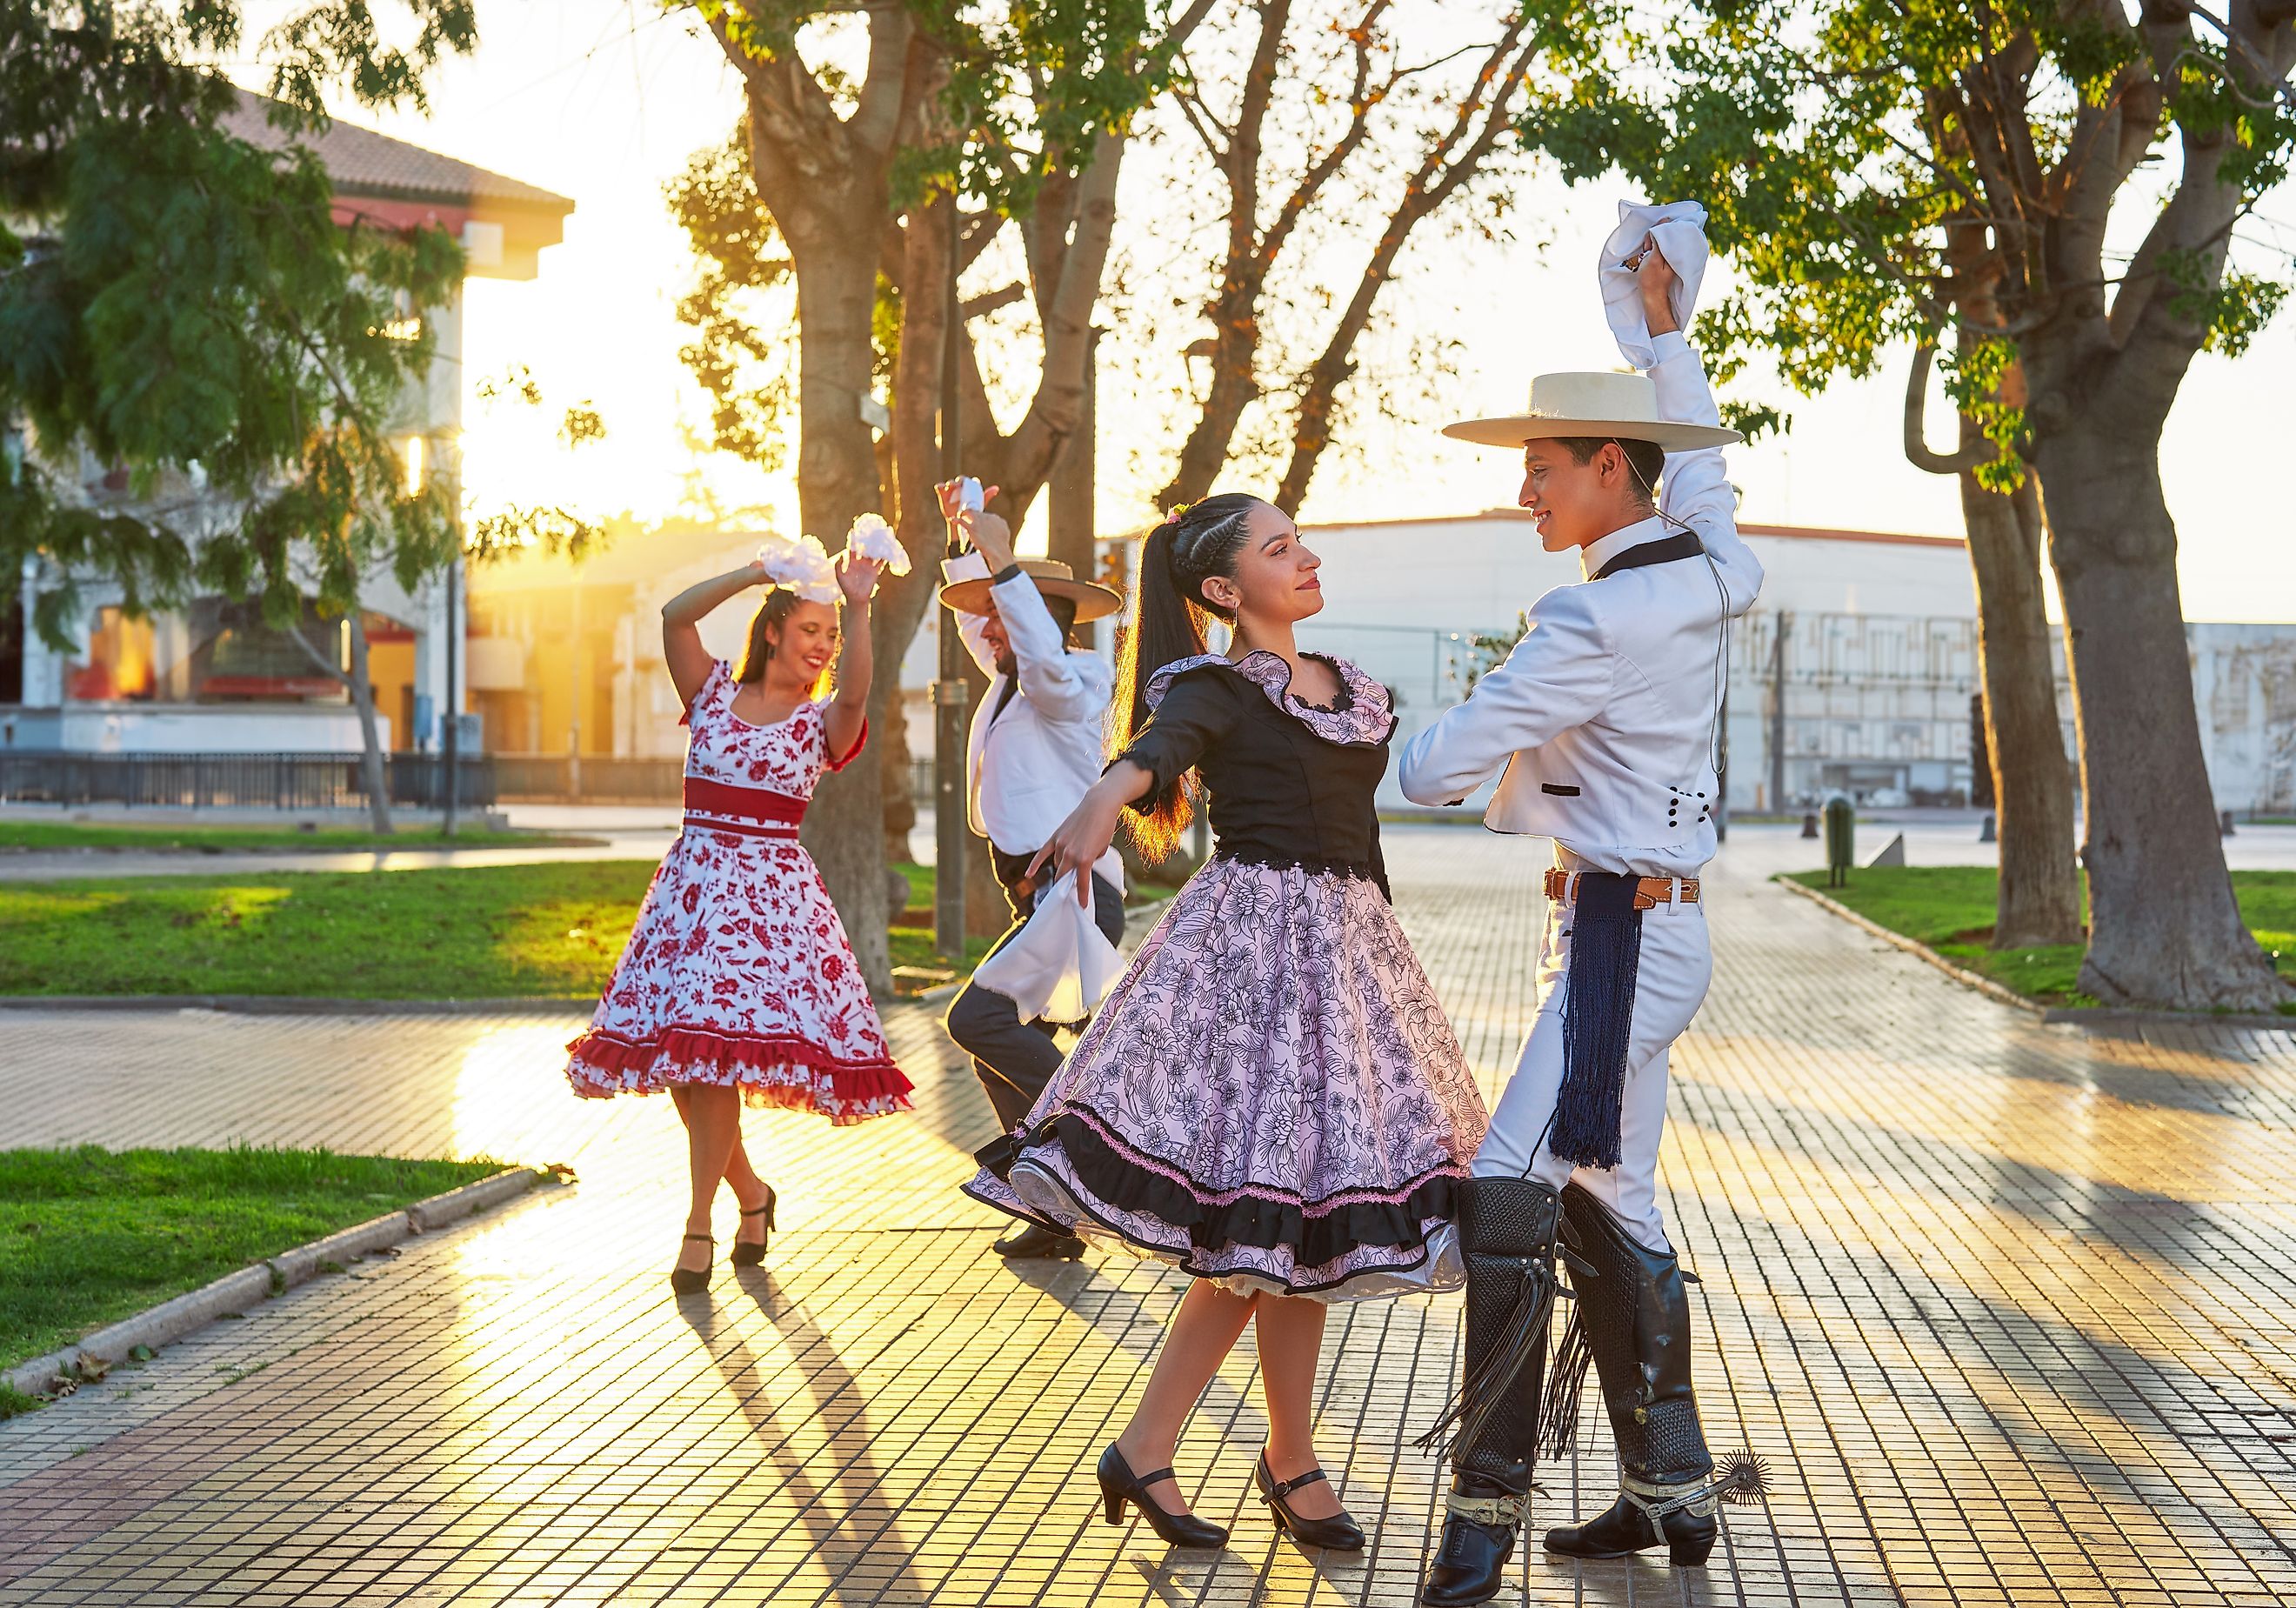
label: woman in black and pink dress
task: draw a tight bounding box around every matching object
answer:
[569,530,913,1292]
[966,495,1488,1551]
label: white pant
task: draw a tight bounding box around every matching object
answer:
[1472,869,1712,1253]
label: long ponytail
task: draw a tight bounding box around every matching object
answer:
[1111,493,1259,862]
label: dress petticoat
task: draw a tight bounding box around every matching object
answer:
[565,661,912,1124]
[964,651,1487,1300]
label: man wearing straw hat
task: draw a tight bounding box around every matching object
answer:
[934,481,1127,1263]
[1401,231,1766,1602]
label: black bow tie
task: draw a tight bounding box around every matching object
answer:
[1592,530,1705,580]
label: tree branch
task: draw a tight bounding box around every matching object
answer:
[1259,0,1392,269]
[1004,128,1128,491]
[850,3,918,159]
[1903,341,1992,475]
[285,621,351,686]
[1271,16,1535,511]
[963,282,1027,320]
[706,12,848,179]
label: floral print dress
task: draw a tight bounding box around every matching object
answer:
[565,660,912,1124]
[964,651,1487,1298]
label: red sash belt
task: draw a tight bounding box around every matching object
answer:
[683,776,806,841]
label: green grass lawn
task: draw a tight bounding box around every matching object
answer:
[1786,865,2296,1009]
[0,862,658,998]
[1,1146,501,1386]
[0,858,1033,998]
[0,820,597,854]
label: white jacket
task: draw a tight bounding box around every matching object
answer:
[947,555,1123,887]
[1398,332,1764,878]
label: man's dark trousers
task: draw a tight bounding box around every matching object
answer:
[945,864,1126,1131]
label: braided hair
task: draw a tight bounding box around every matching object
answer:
[1112,492,1262,861]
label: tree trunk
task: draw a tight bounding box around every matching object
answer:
[344,613,393,836]
[2034,425,2285,1009]
[1960,469,2080,947]
[1902,337,2081,946]
[789,233,893,993]
[1045,327,1097,578]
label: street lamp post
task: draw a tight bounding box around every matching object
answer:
[442,546,461,837]
[931,198,967,962]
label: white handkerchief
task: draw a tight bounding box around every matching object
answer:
[846,512,911,576]
[970,871,1125,1026]
[1600,199,1710,370]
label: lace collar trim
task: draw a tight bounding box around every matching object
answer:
[1145,650,1396,747]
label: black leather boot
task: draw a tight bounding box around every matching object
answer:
[1542,1184,1719,1566]
[1418,1178,1561,1606]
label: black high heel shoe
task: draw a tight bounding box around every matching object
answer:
[1096,1445,1228,1549]
[669,1233,713,1294]
[1255,1453,1365,1551]
[731,1190,777,1268]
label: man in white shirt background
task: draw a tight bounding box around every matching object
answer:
[1402,237,1765,1602]
[936,483,1126,1263]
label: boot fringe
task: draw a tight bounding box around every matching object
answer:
[1538,1301,1592,1460]
[1412,1261,1558,1459]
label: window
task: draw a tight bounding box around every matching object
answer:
[63,600,349,705]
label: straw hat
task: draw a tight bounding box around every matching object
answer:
[938,557,1124,622]
[1445,370,1740,452]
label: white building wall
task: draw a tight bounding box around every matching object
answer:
[866,507,2296,823]
[2190,624,2296,815]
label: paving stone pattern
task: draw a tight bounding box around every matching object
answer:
[3,825,2293,1605]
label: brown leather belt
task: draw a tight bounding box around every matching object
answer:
[1544,867,1699,908]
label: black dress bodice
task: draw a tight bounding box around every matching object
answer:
[1116,651,1397,897]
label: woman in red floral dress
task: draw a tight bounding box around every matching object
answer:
[567,531,914,1291]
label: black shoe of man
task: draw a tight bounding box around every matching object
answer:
[993,1222,1085,1260]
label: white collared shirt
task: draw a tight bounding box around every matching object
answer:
[1578,516,1668,583]
[1398,331,1765,877]
[944,555,1123,888]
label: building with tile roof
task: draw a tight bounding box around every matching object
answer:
[3,101,572,773]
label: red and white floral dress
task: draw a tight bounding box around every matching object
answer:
[564,660,913,1124]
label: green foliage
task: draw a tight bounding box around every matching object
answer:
[921,0,1172,211]
[1938,337,2028,491]
[2168,257,2292,359]
[1519,0,2293,466]
[0,3,481,647]
[1453,611,1532,696]
[672,3,1181,470]
[667,122,800,471]
[698,1,1174,211]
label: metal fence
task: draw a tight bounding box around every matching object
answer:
[0,751,494,811]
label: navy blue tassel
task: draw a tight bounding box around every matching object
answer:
[1550,872,1646,1168]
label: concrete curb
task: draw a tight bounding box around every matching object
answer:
[2037,1004,2296,1032]
[0,995,593,1017]
[1772,875,2296,1034]
[3,1166,553,1402]
[1772,876,2045,1017]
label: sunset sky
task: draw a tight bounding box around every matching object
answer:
[238,0,2296,624]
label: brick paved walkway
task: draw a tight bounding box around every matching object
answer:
[3,826,2294,1605]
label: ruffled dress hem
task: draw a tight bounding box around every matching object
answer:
[567,1024,913,1125]
[964,1103,1468,1301]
